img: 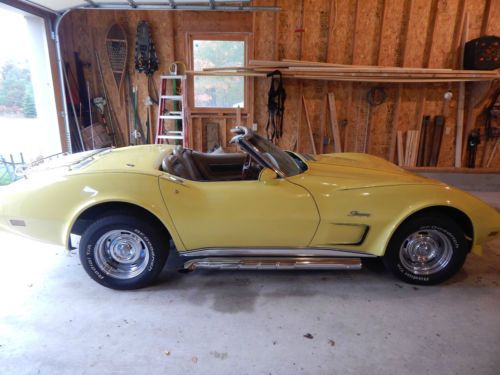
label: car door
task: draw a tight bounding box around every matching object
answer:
[158,173,319,250]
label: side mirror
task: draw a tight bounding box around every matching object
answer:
[259,168,278,183]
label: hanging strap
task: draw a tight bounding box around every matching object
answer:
[266,70,286,143]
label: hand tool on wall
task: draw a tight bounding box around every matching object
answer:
[74,52,91,127]
[417,116,431,166]
[429,116,445,167]
[482,90,500,167]
[95,51,123,146]
[363,86,386,154]
[62,62,85,152]
[442,90,453,117]
[86,81,96,150]
[466,129,480,168]
[92,97,114,139]
[144,96,153,144]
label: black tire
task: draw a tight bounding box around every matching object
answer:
[383,215,469,285]
[79,214,169,290]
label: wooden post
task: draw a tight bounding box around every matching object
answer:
[302,96,317,154]
[328,92,342,153]
[388,84,402,162]
[455,12,469,168]
[397,130,404,166]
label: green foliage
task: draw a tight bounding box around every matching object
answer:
[193,40,245,108]
[0,165,12,185]
[22,86,36,118]
[193,40,244,70]
[0,61,37,118]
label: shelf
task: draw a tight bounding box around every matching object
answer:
[160,95,183,101]
[157,135,184,140]
[404,167,500,174]
[159,75,186,80]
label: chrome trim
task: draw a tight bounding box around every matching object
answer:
[94,229,150,280]
[348,211,371,217]
[399,229,453,275]
[184,257,362,271]
[180,247,376,258]
[165,175,185,184]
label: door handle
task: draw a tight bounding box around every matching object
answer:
[165,175,185,185]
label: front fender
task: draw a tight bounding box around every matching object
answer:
[309,184,500,256]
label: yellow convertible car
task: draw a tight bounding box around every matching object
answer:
[1,126,499,289]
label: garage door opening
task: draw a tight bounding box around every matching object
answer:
[0,4,60,184]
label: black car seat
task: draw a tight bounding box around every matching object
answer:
[162,146,203,181]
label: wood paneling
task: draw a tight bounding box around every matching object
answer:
[59,0,500,168]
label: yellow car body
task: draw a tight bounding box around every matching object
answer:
[1,144,499,259]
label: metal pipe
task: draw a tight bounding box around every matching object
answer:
[75,4,280,11]
[53,9,72,153]
[62,63,85,151]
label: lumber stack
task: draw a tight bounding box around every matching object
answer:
[188,59,500,83]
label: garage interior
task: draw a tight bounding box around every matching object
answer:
[1,0,500,374]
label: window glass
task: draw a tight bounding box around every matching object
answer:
[193,40,245,108]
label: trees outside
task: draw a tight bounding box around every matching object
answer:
[0,61,37,118]
[193,40,245,108]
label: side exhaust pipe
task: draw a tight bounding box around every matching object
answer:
[184,257,362,271]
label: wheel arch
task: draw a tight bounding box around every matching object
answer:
[67,201,173,249]
[389,205,474,252]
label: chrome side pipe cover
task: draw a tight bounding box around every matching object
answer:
[184,257,362,271]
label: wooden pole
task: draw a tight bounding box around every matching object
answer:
[302,96,317,154]
[388,84,402,162]
[397,130,404,166]
[328,93,342,153]
[455,12,469,168]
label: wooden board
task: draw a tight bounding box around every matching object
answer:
[327,92,342,153]
[57,1,500,169]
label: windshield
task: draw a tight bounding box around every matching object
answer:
[246,133,304,177]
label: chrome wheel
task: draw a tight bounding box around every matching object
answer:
[94,230,150,280]
[399,229,453,275]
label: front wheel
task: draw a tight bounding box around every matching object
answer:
[79,214,169,290]
[383,215,469,285]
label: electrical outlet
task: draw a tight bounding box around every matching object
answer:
[252,123,258,131]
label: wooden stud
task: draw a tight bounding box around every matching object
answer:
[328,92,342,153]
[388,84,403,162]
[397,130,404,166]
[486,139,499,168]
[455,12,469,168]
[236,106,242,126]
[302,96,317,154]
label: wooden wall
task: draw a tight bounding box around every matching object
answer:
[60,0,500,169]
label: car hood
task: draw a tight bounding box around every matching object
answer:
[292,153,445,191]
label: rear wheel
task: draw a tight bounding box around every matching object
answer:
[383,215,469,285]
[79,214,169,290]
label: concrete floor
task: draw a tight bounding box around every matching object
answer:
[1,193,499,375]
